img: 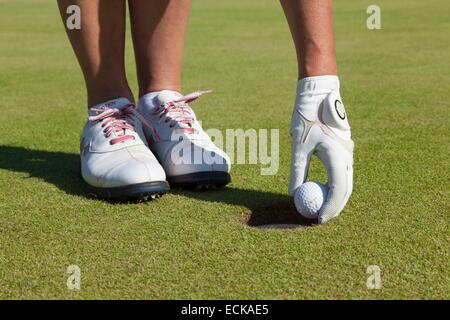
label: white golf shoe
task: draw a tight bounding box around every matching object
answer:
[80,97,169,200]
[138,90,231,188]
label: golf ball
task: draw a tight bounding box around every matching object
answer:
[294,182,329,219]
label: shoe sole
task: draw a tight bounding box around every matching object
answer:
[168,171,231,190]
[86,181,170,201]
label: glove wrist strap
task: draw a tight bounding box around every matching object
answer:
[298,75,340,95]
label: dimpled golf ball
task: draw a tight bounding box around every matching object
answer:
[294,182,329,219]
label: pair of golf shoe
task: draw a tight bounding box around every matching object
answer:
[80,90,231,200]
[81,76,353,223]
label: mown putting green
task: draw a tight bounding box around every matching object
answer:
[0,0,448,299]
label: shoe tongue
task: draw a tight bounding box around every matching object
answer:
[89,97,133,115]
[157,90,183,105]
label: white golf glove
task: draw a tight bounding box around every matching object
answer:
[289,76,354,224]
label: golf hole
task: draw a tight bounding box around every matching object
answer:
[245,203,317,229]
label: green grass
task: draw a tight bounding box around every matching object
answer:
[0,0,449,299]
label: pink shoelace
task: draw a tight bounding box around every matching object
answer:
[88,104,141,145]
[152,90,212,134]
[88,90,211,145]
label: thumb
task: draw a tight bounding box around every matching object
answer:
[288,112,314,195]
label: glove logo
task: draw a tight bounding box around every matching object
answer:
[334,100,346,120]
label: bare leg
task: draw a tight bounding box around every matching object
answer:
[128,0,192,96]
[57,0,133,107]
[280,0,337,78]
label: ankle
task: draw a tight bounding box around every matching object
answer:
[87,88,134,108]
[139,84,181,98]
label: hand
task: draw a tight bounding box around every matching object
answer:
[289,87,354,224]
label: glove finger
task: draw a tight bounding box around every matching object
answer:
[315,140,353,224]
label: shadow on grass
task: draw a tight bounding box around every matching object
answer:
[174,188,316,228]
[0,145,85,197]
[0,145,315,228]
